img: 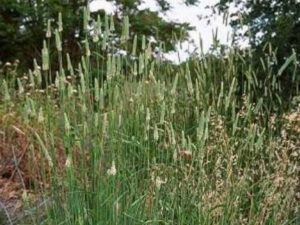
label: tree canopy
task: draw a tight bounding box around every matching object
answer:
[0,0,199,69]
[217,0,300,59]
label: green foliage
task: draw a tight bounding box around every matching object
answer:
[0,0,197,70]
[219,0,300,55]
[215,0,300,102]
[0,0,87,69]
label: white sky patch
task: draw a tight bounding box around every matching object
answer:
[157,0,233,62]
[90,0,236,63]
[89,0,115,14]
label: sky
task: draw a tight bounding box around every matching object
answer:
[89,0,234,62]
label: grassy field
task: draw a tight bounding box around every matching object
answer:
[0,10,299,225]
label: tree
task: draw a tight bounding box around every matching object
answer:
[217,0,300,59]
[0,0,198,69]
[215,0,300,101]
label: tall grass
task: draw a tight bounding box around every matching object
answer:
[0,7,299,225]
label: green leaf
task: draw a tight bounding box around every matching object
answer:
[277,53,296,77]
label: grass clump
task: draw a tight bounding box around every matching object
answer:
[0,8,299,225]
